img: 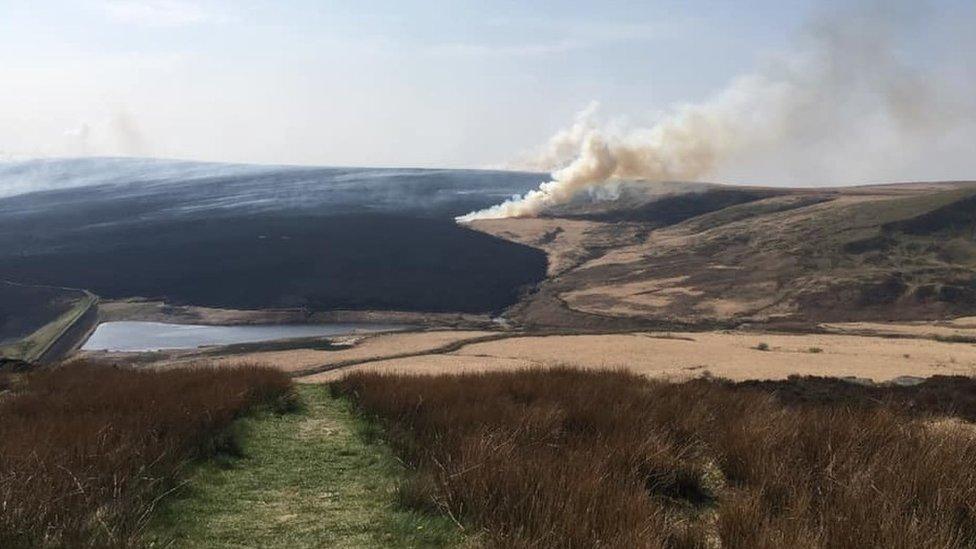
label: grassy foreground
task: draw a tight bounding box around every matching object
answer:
[150,384,462,548]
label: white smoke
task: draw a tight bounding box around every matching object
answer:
[61,110,151,158]
[458,4,974,222]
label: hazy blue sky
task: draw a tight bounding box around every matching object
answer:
[1,1,973,173]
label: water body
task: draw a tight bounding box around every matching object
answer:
[82,321,405,352]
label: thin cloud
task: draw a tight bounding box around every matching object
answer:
[484,15,697,44]
[426,40,581,58]
[94,0,216,27]
[426,16,695,59]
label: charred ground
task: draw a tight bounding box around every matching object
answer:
[0,160,547,317]
[0,282,86,344]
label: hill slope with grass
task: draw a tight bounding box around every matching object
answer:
[471,181,976,328]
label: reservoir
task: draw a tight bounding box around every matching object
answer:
[81,321,406,352]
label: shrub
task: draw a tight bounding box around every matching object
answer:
[0,361,295,548]
[808,346,823,353]
[755,342,770,351]
[334,368,976,547]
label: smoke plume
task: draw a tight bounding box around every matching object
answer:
[61,110,151,158]
[458,4,974,222]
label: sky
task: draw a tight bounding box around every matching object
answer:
[0,1,973,179]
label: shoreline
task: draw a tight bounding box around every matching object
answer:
[97,298,499,330]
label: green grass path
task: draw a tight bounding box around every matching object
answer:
[149,385,461,548]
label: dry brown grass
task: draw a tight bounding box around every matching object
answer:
[0,372,12,393]
[734,374,976,421]
[0,361,296,548]
[333,368,976,548]
[296,331,976,383]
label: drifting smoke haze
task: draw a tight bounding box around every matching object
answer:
[60,110,151,159]
[458,4,976,222]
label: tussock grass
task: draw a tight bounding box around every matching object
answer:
[0,361,296,548]
[0,372,12,392]
[334,368,976,548]
[736,374,976,421]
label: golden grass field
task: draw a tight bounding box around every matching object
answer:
[294,329,976,383]
[92,323,976,384]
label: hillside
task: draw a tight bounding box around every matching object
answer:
[0,159,547,315]
[5,159,975,332]
[471,181,976,328]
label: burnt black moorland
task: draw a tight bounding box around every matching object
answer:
[0,158,547,315]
